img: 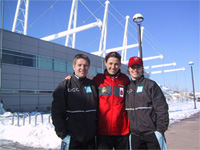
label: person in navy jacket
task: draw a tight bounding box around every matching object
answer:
[125,56,169,150]
[52,54,98,150]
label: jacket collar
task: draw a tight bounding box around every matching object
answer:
[73,72,86,81]
[104,69,121,78]
[131,75,144,83]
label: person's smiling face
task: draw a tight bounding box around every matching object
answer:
[104,57,121,75]
[73,58,89,78]
[129,64,143,80]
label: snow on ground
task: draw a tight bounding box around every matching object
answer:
[0,87,200,149]
[168,101,200,124]
[0,112,61,149]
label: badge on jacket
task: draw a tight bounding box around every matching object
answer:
[137,86,143,93]
[85,86,92,93]
[119,88,124,97]
[101,87,107,94]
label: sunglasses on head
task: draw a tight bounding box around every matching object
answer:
[106,52,121,60]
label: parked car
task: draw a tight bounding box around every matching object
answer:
[197,97,200,102]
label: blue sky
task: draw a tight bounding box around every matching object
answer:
[1,0,199,93]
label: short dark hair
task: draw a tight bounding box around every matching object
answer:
[105,52,121,62]
[73,54,90,66]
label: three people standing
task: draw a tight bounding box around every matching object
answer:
[52,53,169,150]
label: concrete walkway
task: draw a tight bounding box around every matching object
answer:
[165,112,200,150]
[0,140,44,150]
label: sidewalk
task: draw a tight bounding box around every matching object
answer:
[0,140,44,150]
[165,112,200,150]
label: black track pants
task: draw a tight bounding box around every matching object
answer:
[97,134,129,150]
[130,133,161,150]
[61,135,95,150]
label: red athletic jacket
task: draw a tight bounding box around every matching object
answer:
[93,70,130,135]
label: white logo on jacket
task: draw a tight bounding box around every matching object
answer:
[137,86,143,93]
[127,89,133,94]
[68,88,79,92]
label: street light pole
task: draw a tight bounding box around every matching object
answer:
[133,13,144,61]
[137,23,142,59]
[189,61,197,109]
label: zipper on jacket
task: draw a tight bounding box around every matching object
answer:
[76,80,88,139]
[133,81,139,134]
[83,84,88,139]
[110,76,115,134]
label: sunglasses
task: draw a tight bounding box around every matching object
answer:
[105,52,121,60]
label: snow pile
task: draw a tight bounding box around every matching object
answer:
[0,113,61,149]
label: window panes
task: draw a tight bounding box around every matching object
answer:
[54,59,66,72]
[2,49,36,67]
[2,49,103,75]
[2,51,17,64]
[37,56,53,70]
[67,61,74,73]
[21,53,36,67]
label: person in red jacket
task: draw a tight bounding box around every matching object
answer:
[93,52,130,149]
[65,52,130,149]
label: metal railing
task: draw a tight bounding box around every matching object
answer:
[11,112,52,126]
[12,112,19,126]
[35,112,43,126]
[48,113,52,124]
[23,113,31,125]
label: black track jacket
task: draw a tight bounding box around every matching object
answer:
[52,75,98,142]
[125,75,169,135]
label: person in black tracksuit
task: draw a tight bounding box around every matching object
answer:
[52,54,98,150]
[125,56,169,150]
